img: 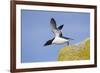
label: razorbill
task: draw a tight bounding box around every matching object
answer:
[44,18,73,46]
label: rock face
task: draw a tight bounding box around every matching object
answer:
[58,38,90,61]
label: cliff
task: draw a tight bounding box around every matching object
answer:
[58,38,90,61]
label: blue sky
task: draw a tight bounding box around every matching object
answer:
[21,10,90,63]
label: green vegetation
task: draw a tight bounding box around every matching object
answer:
[58,38,90,61]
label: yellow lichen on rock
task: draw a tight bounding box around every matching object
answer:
[58,38,90,61]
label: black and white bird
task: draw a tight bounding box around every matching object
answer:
[44,18,73,46]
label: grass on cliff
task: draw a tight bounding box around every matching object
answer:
[58,38,90,61]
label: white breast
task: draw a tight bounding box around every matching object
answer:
[52,37,69,44]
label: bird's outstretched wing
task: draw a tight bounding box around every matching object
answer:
[58,24,64,30]
[50,18,57,30]
[50,18,62,37]
[44,38,54,46]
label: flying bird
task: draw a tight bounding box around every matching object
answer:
[44,18,73,46]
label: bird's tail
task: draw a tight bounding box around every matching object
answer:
[62,36,74,40]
